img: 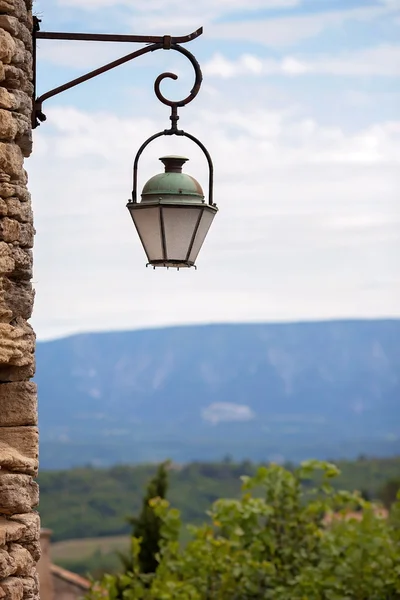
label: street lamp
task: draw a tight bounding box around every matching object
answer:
[32,18,217,269]
[128,155,217,269]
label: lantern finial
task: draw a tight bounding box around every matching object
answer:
[160,156,189,173]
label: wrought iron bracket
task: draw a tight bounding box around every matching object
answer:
[32,15,203,129]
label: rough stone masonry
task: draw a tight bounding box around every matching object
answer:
[0,0,40,599]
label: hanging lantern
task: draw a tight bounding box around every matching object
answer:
[128,154,217,269]
[126,44,218,269]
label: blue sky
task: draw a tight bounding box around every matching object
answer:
[29,0,400,339]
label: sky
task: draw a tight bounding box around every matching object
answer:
[29,0,400,340]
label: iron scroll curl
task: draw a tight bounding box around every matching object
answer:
[153,44,203,108]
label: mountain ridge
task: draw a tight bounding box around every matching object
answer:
[36,318,400,469]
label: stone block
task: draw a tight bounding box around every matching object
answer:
[0,549,14,580]
[0,197,33,223]
[0,182,30,203]
[0,321,35,369]
[16,23,31,53]
[0,474,38,515]
[0,143,23,178]
[13,168,26,187]
[0,16,16,37]
[8,186,29,204]
[21,575,38,600]
[0,363,34,381]
[18,541,39,564]
[9,514,39,545]
[0,427,38,461]
[3,66,32,96]
[9,246,32,280]
[10,39,25,66]
[13,114,29,139]
[0,441,38,476]
[0,294,12,322]
[0,17,18,39]
[0,242,14,274]
[0,546,34,581]
[0,218,19,243]
[0,382,37,426]
[0,576,23,600]
[15,134,30,159]
[0,30,15,64]
[16,223,33,248]
[0,110,17,141]
[5,198,32,222]
[0,88,13,110]
[6,90,31,117]
[0,517,26,546]
[0,1,28,24]
[0,219,33,247]
[0,182,14,198]
[8,545,34,577]
[0,19,31,51]
[2,278,34,319]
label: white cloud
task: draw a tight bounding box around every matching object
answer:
[28,1,400,340]
[204,45,400,79]
[311,45,400,77]
[28,103,400,340]
[36,40,135,70]
[281,57,309,75]
[56,0,300,30]
[50,0,399,44]
[208,5,399,47]
[58,0,298,7]
[202,403,255,425]
[380,0,400,7]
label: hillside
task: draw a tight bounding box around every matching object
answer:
[39,456,400,576]
[38,456,400,542]
[36,319,400,468]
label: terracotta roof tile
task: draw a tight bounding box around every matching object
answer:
[50,563,90,590]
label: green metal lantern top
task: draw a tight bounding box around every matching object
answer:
[141,155,205,204]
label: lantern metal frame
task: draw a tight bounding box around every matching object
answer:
[128,160,218,269]
[32,15,217,269]
[128,52,217,269]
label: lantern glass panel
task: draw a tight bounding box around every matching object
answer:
[131,206,163,261]
[188,208,216,263]
[162,206,203,261]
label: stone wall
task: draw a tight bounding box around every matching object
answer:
[0,1,39,599]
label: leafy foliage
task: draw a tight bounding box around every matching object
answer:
[379,478,400,509]
[118,461,169,575]
[38,455,400,543]
[86,461,400,600]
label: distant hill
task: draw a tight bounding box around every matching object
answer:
[36,320,400,469]
[38,456,400,543]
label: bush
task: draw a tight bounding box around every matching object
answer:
[86,460,400,599]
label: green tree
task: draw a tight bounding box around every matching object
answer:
[379,478,400,509]
[87,460,400,599]
[118,460,170,576]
